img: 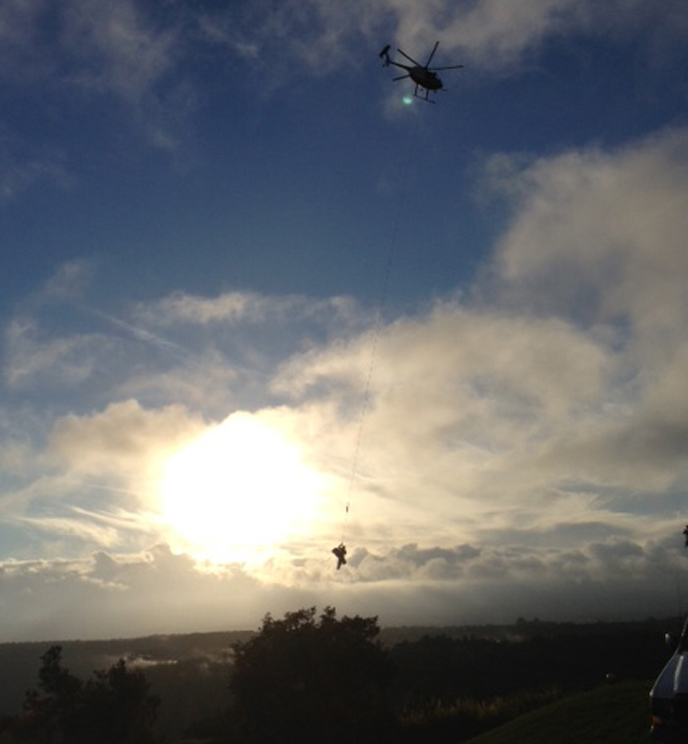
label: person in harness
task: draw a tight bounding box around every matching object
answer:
[332,543,347,570]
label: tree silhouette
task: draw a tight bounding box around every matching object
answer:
[5,645,159,744]
[229,606,396,744]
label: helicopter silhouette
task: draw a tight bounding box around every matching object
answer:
[379,41,463,103]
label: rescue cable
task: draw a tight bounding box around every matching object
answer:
[333,108,422,567]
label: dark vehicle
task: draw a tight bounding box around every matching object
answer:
[650,617,688,742]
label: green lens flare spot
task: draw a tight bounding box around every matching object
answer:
[402,96,413,105]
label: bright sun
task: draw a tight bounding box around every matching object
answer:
[157,414,324,563]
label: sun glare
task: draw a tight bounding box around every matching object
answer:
[157,414,324,563]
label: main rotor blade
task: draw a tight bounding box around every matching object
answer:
[392,74,410,81]
[430,64,464,71]
[397,47,422,66]
[425,41,440,67]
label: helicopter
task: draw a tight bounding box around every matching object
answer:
[379,41,463,103]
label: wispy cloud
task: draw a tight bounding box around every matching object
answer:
[61,0,179,104]
[1,0,190,151]
[210,0,688,77]
[137,290,360,327]
[0,128,70,203]
[0,0,52,83]
[3,317,112,390]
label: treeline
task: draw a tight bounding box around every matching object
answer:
[390,619,670,702]
[0,612,675,743]
[0,646,159,744]
[388,622,669,742]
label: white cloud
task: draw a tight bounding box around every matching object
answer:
[0,127,70,204]
[486,129,688,333]
[0,153,68,203]
[0,400,203,509]
[115,349,242,412]
[218,0,688,77]
[0,0,189,151]
[0,0,180,105]
[0,0,51,82]
[137,290,359,328]
[41,260,94,303]
[3,317,112,390]
[272,303,613,536]
[385,0,687,69]
[61,0,179,104]
[47,399,206,479]
[12,513,124,549]
[477,128,688,495]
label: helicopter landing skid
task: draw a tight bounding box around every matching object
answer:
[413,87,435,103]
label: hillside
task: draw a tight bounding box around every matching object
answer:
[0,619,670,742]
[464,680,652,744]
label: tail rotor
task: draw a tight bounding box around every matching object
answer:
[379,44,391,67]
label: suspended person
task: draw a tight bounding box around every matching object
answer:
[683,525,688,548]
[332,543,347,570]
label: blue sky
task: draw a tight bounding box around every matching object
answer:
[2,0,688,641]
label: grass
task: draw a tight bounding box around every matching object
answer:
[400,688,563,742]
[172,680,655,744]
[463,679,653,744]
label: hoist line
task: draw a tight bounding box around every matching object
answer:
[341,111,422,544]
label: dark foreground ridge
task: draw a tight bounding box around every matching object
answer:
[0,615,675,743]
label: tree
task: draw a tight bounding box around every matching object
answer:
[79,659,159,744]
[229,606,396,744]
[5,646,159,744]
